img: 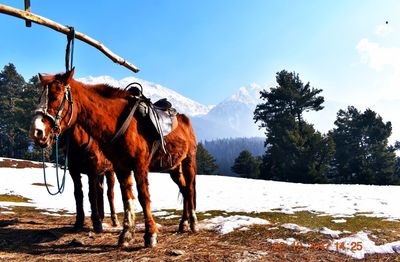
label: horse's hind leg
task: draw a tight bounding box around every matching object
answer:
[117,170,136,247]
[169,165,190,232]
[88,173,103,233]
[70,168,85,231]
[96,174,105,221]
[106,171,119,227]
[182,158,198,233]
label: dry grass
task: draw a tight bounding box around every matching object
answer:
[0,206,399,261]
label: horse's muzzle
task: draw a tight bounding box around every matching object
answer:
[30,115,52,148]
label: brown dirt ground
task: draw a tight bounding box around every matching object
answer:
[0,159,44,169]
[1,210,400,261]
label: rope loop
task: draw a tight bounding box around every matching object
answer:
[42,133,70,195]
[65,26,75,72]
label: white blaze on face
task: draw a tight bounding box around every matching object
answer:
[31,114,47,140]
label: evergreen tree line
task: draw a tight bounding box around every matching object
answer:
[2,63,400,185]
[200,137,264,176]
[231,70,400,185]
[0,63,43,161]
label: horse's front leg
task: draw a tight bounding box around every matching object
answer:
[134,165,158,248]
[116,170,136,247]
[88,173,103,233]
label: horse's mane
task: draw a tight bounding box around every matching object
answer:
[73,79,131,99]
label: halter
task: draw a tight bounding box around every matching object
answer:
[35,82,74,195]
[35,83,74,134]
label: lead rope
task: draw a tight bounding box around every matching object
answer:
[42,134,70,195]
[41,27,75,195]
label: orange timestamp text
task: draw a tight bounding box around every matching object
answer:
[271,240,363,253]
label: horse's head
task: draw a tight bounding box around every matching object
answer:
[29,68,76,148]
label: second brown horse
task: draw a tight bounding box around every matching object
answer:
[66,124,119,232]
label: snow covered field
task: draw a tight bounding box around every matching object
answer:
[1,158,400,259]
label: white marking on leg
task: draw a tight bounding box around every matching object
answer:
[191,210,198,223]
[124,198,135,228]
[119,198,136,246]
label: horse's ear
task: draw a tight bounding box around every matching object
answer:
[38,73,52,84]
[64,67,75,83]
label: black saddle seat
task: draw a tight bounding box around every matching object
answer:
[154,98,172,111]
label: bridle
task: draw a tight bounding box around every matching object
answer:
[35,82,74,195]
[35,83,74,135]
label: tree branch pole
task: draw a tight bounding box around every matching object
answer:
[0,4,140,73]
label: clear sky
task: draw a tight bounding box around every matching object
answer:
[1,1,400,127]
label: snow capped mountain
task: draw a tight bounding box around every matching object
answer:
[79,76,209,116]
[78,76,265,140]
[192,84,264,140]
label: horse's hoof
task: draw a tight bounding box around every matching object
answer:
[111,217,120,227]
[190,223,199,233]
[144,233,157,248]
[73,223,84,232]
[118,240,130,248]
[118,229,134,247]
[178,220,189,233]
[93,222,103,233]
[112,221,120,227]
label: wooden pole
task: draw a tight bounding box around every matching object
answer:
[0,4,140,73]
[24,0,31,27]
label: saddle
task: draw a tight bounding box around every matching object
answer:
[127,84,178,155]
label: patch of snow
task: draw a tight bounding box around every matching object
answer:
[199,215,270,234]
[163,215,180,220]
[281,223,342,237]
[267,238,309,247]
[0,211,15,214]
[319,227,342,238]
[281,223,313,234]
[332,219,347,223]
[330,231,400,259]
[41,212,73,217]
[2,167,400,220]
[152,211,172,217]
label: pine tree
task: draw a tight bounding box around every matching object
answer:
[196,143,219,175]
[231,150,261,179]
[254,70,334,183]
[330,106,398,185]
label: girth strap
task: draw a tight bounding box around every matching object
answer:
[84,135,93,152]
[110,98,141,144]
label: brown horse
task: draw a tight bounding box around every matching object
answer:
[29,68,198,248]
[66,124,119,232]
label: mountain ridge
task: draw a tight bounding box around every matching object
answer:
[79,75,264,140]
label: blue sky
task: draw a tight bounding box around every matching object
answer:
[1,1,400,134]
